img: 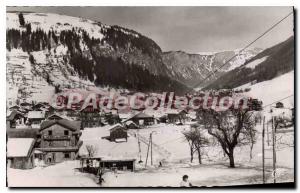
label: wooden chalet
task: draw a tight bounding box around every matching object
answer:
[166,109,188,123]
[128,112,155,126]
[108,124,128,142]
[80,104,103,128]
[36,119,82,164]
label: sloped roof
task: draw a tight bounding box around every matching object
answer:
[9,105,20,110]
[7,138,35,157]
[28,111,45,119]
[132,112,153,119]
[47,114,63,120]
[108,123,125,131]
[7,110,24,121]
[40,119,81,132]
[7,128,39,138]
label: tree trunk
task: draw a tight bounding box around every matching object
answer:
[229,150,235,168]
[197,147,202,164]
[190,146,194,163]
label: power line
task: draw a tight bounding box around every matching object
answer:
[192,11,293,89]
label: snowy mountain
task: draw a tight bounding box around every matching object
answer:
[162,48,262,87]
[205,36,294,90]
[6,11,190,104]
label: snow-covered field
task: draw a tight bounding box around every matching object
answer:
[7,120,294,187]
[237,70,294,109]
[7,161,98,187]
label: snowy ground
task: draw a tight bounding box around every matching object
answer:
[237,70,294,109]
[7,161,98,187]
[6,70,294,187]
[7,120,294,187]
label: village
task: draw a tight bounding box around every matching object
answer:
[5,6,295,188]
[6,87,294,187]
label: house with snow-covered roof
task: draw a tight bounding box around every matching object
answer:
[7,138,35,169]
[27,111,46,127]
[126,112,155,126]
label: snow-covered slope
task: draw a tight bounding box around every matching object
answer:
[7,12,106,39]
[6,11,191,105]
[206,36,294,90]
[162,48,262,87]
[236,70,294,109]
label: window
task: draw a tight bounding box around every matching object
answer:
[64,153,70,159]
[48,130,52,136]
[64,130,69,135]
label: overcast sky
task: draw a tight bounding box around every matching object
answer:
[7,6,294,53]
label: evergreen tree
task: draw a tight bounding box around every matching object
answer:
[18,13,25,26]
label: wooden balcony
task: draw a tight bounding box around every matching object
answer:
[43,135,71,141]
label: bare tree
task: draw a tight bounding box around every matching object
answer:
[85,144,98,158]
[198,108,255,167]
[183,125,210,164]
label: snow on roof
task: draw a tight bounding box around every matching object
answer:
[125,121,134,125]
[79,126,138,160]
[108,123,125,131]
[7,138,35,157]
[28,111,45,119]
[143,109,165,118]
[40,119,81,131]
[119,113,132,119]
[132,112,153,119]
[165,109,180,114]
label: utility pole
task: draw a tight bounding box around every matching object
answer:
[150,133,153,165]
[137,131,142,163]
[272,115,276,183]
[266,120,270,146]
[145,134,151,168]
[262,116,265,184]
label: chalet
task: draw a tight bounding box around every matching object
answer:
[7,138,35,169]
[166,109,188,123]
[276,102,284,108]
[80,104,103,128]
[6,110,26,129]
[128,112,155,126]
[108,124,128,142]
[27,111,46,128]
[36,119,82,164]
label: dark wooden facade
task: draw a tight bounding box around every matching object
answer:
[37,119,82,164]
